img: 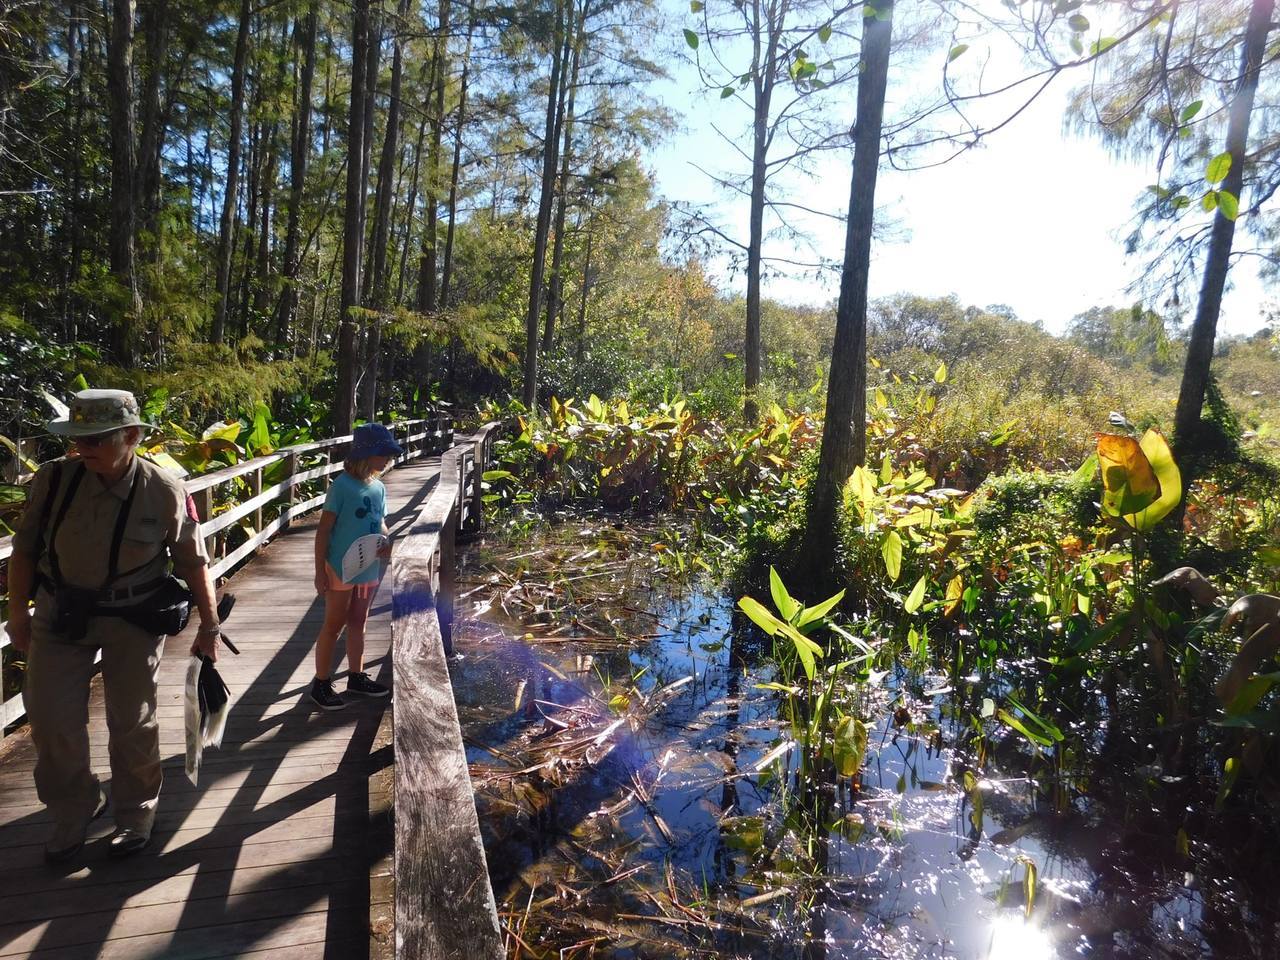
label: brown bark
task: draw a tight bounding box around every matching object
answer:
[275,2,318,351]
[439,1,476,310]
[107,0,140,361]
[211,0,253,345]
[336,0,372,433]
[523,0,570,407]
[801,0,894,590]
[1172,0,1274,462]
[542,9,582,353]
[416,0,452,315]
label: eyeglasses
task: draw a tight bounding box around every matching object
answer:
[71,430,123,449]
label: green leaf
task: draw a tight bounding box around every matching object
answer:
[948,43,969,62]
[1180,99,1203,123]
[904,574,928,614]
[1206,151,1232,183]
[998,708,1053,747]
[720,85,735,98]
[1067,12,1089,30]
[882,530,903,582]
[1070,35,1083,56]
[482,469,514,481]
[1090,36,1118,55]
[1071,452,1098,484]
[818,23,832,43]
[1125,428,1181,532]
[1202,191,1219,213]
[832,716,868,776]
[934,361,947,383]
[796,588,846,628]
[690,0,703,10]
[683,28,699,49]
[1218,189,1239,221]
[738,596,787,636]
[770,566,801,622]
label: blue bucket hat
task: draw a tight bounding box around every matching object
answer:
[350,423,403,459]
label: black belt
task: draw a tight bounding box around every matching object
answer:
[39,576,167,604]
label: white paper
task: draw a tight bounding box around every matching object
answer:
[184,655,203,785]
[341,533,386,583]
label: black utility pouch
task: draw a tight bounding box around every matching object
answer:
[51,583,101,643]
[117,577,192,636]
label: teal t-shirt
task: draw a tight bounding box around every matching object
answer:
[323,471,387,584]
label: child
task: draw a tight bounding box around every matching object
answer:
[310,422,402,710]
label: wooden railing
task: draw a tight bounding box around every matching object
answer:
[389,421,503,959]
[0,412,453,733]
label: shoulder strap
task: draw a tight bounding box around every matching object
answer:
[104,465,143,588]
[46,463,86,587]
[34,462,64,558]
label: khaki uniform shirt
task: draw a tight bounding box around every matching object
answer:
[13,455,208,607]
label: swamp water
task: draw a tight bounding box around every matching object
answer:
[446,516,1280,959]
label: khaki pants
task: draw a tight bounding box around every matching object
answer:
[23,595,165,834]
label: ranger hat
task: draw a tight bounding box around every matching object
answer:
[46,389,149,437]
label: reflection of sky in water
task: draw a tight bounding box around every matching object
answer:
[449,523,1254,959]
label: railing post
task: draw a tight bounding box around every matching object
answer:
[438,508,456,655]
[282,447,299,530]
[250,464,263,535]
[194,487,215,561]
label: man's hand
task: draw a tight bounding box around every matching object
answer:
[6,610,32,653]
[191,622,220,662]
[376,536,393,560]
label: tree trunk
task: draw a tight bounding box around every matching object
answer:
[107,0,140,362]
[440,0,475,309]
[542,10,582,354]
[275,1,318,351]
[361,0,410,419]
[336,0,371,433]
[416,0,451,314]
[211,0,253,345]
[238,120,261,340]
[575,226,593,365]
[396,71,431,307]
[744,0,782,424]
[136,0,169,248]
[523,0,569,407]
[800,0,893,591]
[1172,0,1274,461]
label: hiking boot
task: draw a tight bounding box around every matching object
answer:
[45,788,108,864]
[310,677,346,711]
[346,671,389,698]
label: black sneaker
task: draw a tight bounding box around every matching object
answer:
[310,677,346,711]
[346,671,389,698]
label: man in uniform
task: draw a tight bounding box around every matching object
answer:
[6,389,221,861]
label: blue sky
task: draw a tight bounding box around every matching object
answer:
[646,3,1271,337]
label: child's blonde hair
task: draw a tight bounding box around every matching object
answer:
[343,456,386,482]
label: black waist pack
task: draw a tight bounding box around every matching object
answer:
[116,576,193,636]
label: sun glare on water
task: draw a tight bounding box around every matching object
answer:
[985,914,1057,960]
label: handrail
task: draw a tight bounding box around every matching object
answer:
[0,411,455,732]
[390,421,503,959]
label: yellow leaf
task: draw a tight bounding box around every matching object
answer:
[1096,433,1159,517]
[943,575,963,619]
[1125,428,1182,532]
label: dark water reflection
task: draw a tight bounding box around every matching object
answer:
[448,517,1280,959]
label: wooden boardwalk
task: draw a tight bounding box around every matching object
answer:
[0,454,452,960]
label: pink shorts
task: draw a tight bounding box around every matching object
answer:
[326,564,378,599]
